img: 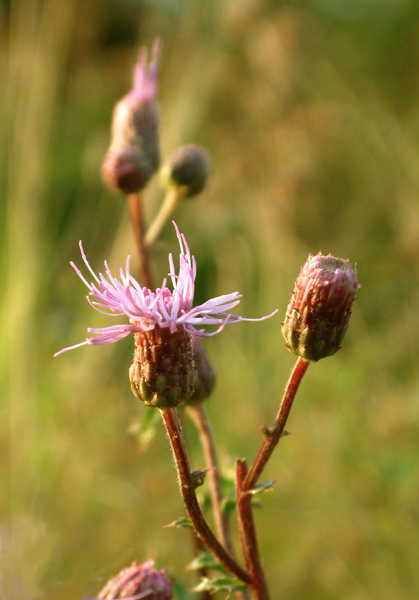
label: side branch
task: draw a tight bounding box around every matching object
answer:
[160,407,254,586]
[244,357,309,492]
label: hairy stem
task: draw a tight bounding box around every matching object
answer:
[236,459,270,600]
[160,407,254,585]
[128,192,153,288]
[244,357,309,492]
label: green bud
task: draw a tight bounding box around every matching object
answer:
[161,144,210,197]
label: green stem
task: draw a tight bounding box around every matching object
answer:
[144,187,185,250]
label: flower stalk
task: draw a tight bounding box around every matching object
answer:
[145,187,186,250]
[244,357,309,493]
[187,403,235,556]
[160,407,254,586]
[236,459,270,600]
[128,192,154,288]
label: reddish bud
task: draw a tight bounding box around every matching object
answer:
[282,253,359,361]
[98,560,173,600]
[102,40,161,194]
[130,326,196,408]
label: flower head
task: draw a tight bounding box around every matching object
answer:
[282,252,359,361]
[55,222,277,357]
[161,144,210,198]
[102,39,161,194]
[98,560,173,600]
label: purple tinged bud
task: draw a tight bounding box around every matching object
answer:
[130,325,196,408]
[102,39,161,194]
[98,560,173,600]
[282,253,360,361]
[161,144,210,198]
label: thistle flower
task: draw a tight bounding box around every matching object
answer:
[282,253,359,362]
[55,223,277,407]
[102,39,161,194]
[97,560,173,600]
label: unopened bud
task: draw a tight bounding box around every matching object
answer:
[282,253,359,361]
[98,560,173,600]
[186,337,216,403]
[102,39,161,194]
[130,325,196,408]
[161,144,210,197]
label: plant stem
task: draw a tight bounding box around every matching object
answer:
[128,192,153,288]
[160,407,254,586]
[244,357,309,493]
[236,459,270,600]
[144,187,185,250]
[187,403,235,556]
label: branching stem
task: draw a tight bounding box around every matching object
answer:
[244,357,309,493]
[160,407,254,586]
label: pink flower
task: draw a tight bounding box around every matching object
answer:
[102,39,162,194]
[55,223,277,357]
[97,560,173,600]
[130,38,161,106]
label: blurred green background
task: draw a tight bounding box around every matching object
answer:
[2,0,419,598]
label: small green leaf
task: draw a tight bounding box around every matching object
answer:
[194,577,249,593]
[165,517,193,529]
[188,553,227,573]
[249,478,277,495]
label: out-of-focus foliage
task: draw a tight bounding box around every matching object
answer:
[2,0,419,598]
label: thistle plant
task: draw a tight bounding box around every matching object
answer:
[56,40,360,600]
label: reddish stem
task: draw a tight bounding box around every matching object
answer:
[160,407,254,586]
[128,192,153,288]
[236,459,270,600]
[187,403,235,555]
[244,357,309,493]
